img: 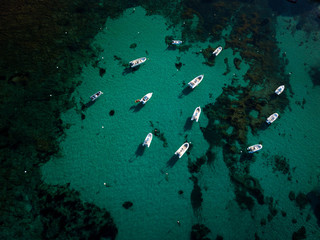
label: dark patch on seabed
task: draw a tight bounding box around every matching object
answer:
[0,0,142,239]
[177,0,319,238]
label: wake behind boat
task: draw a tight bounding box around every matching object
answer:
[212,46,223,56]
[136,92,153,104]
[175,142,189,158]
[129,57,146,68]
[172,40,182,45]
[142,133,153,147]
[90,91,103,101]
[191,106,201,122]
[266,113,279,124]
[275,85,285,95]
[188,75,204,89]
[247,144,263,153]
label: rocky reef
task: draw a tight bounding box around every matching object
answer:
[190,224,211,240]
[0,0,143,238]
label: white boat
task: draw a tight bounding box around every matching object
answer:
[191,106,201,122]
[266,113,279,124]
[212,46,223,56]
[175,142,189,158]
[188,75,204,89]
[275,85,285,95]
[129,57,146,68]
[90,91,103,101]
[172,40,182,45]
[137,92,153,104]
[142,133,153,147]
[247,144,263,153]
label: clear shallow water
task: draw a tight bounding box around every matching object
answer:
[41,6,320,240]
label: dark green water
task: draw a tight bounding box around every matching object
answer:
[1,0,320,239]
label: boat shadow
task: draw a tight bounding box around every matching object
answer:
[166,154,179,168]
[259,122,270,131]
[122,66,140,75]
[135,144,146,157]
[178,87,192,98]
[84,100,95,108]
[129,103,144,112]
[129,144,146,162]
[184,117,193,131]
[165,45,177,51]
[240,152,254,162]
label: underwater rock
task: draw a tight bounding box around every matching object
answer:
[307,189,320,225]
[232,174,264,205]
[129,43,137,48]
[289,191,296,201]
[295,192,309,209]
[122,201,133,209]
[202,46,216,66]
[109,110,115,116]
[190,176,203,212]
[273,155,290,175]
[190,224,211,240]
[152,128,168,147]
[216,235,224,240]
[235,189,255,210]
[308,66,320,86]
[8,73,30,86]
[38,184,118,240]
[292,226,306,240]
[223,58,231,75]
[175,62,183,70]
[188,156,206,173]
[99,68,106,77]
[233,58,242,70]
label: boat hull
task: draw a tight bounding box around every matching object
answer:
[247,144,263,153]
[130,57,147,68]
[275,85,285,95]
[212,46,222,56]
[191,107,201,122]
[142,133,153,147]
[140,93,153,104]
[172,40,182,45]
[266,113,279,124]
[188,75,204,89]
[175,143,190,158]
[90,91,103,101]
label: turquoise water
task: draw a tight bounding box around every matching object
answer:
[40,5,320,240]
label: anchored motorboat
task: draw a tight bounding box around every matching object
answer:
[247,144,263,153]
[129,57,147,68]
[175,142,190,158]
[188,75,204,89]
[90,91,103,101]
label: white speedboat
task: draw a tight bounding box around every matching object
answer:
[275,85,285,95]
[212,46,223,56]
[175,142,189,158]
[142,133,153,147]
[266,113,279,124]
[247,144,263,153]
[172,40,182,45]
[136,92,153,104]
[90,91,103,101]
[191,106,201,122]
[188,75,204,89]
[129,57,146,68]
